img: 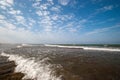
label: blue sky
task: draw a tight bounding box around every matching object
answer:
[0,0,120,44]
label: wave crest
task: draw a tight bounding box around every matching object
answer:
[1,52,61,80]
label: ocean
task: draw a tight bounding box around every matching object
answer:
[0,44,120,80]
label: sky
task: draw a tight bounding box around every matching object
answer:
[0,0,120,44]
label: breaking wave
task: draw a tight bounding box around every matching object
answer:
[16,44,32,48]
[45,44,120,52]
[1,52,61,80]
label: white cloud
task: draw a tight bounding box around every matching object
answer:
[40,4,48,10]
[51,6,61,12]
[90,18,115,26]
[0,0,13,7]
[0,0,85,43]
[0,0,78,34]
[97,5,114,12]
[36,0,42,2]
[32,1,52,10]
[68,28,77,32]
[6,0,13,5]
[56,18,83,32]
[15,15,25,22]
[79,19,87,23]
[0,0,25,26]
[60,15,69,21]
[0,19,16,30]
[51,15,59,20]
[0,14,5,19]
[38,15,53,32]
[0,5,7,10]
[47,0,54,5]
[44,26,52,32]
[103,5,113,10]
[33,0,56,32]
[0,26,77,43]
[86,24,120,35]
[1,4,26,28]
[58,0,70,6]
[28,18,36,24]
[27,18,36,29]
[6,25,16,30]
[13,15,27,27]
[43,11,50,16]
[32,0,41,8]
[36,11,43,16]
[36,10,50,16]
[91,0,102,3]
[87,5,114,20]
[9,9,22,15]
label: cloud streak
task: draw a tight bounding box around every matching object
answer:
[87,5,115,20]
[86,24,120,35]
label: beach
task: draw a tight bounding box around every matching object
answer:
[0,44,120,80]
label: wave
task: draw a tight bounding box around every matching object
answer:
[1,52,61,80]
[16,44,33,48]
[45,44,120,52]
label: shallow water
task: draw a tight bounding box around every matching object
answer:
[1,44,120,80]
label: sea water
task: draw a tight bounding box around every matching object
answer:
[0,44,120,80]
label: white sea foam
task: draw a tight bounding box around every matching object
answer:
[16,45,22,48]
[45,45,120,52]
[81,47,120,52]
[1,52,61,80]
[21,44,33,47]
[16,44,33,48]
